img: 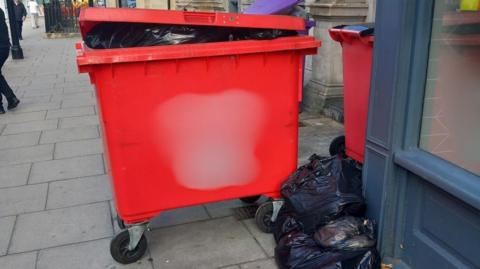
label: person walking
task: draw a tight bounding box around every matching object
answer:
[0,9,20,114]
[27,0,39,28]
[13,0,27,40]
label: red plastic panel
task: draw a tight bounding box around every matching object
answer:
[79,8,307,39]
[77,36,319,66]
[85,51,312,223]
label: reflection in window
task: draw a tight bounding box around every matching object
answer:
[420,0,480,175]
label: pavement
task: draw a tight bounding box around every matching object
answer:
[0,19,343,269]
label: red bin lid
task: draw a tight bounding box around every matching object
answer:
[329,24,375,45]
[79,8,307,39]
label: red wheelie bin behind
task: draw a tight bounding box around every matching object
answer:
[76,8,320,264]
[328,25,374,163]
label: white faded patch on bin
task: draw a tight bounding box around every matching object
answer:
[155,90,266,190]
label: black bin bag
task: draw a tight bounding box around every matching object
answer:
[273,207,302,243]
[280,155,366,234]
[84,22,297,49]
[314,216,376,250]
[346,250,380,269]
[275,231,370,269]
[275,231,343,269]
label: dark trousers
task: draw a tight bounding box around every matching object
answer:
[0,48,16,104]
[15,20,23,39]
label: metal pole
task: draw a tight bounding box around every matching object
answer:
[5,0,23,59]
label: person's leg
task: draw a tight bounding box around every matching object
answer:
[0,72,3,113]
[18,20,23,39]
[0,49,8,112]
[0,48,19,110]
[15,21,22,39]
[31,14,35,28]
[34,13,39,28]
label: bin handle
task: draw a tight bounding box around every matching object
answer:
[184,12,217,24]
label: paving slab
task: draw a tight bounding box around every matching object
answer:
[0,111,46,124]
[203,199,245,219]
[0,164,31,188]
[23,77,56,87]
[40,126,99,144]
[7,77,27,82]
[54,138,103,159]
[0,252,36,269]
[298,116,344,165]
[2,119,58,135]
[149,205,211,229]
[29,154,105,183]
[56,81,91,89]
[149,217,266,269]
[45,106,95,119]
[21,84,58,93]
[62,88,93,95]
[0,184,48,217]
[0,216,15,256]
[242,219,276,258]
[30,74,57,81]
[22,88,62,98]
[0,144,53,167]
[9,202,113,253]
[240,259,277,269]
[37,238,153,269]
[47,175,112,209]
[10,102,61,114]
[16,96,52,105]
[58,115,99,129]
[64,74,90,83]
[34,74,57,81]
[50,92,93,101]
[61,96,96,108]
[0,132,40,150]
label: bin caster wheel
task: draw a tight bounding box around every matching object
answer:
[110,230,147,264]
[329,135,346,157]
[116,215,126,230]
[239,195,261,204]
[255,202,274,233]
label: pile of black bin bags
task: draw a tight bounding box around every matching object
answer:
[273,154,380,269]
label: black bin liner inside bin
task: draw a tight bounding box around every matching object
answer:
[84,22,298,49]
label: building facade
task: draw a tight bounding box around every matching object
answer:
[363,0,480,267]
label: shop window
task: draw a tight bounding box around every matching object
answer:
[420,0,480,175]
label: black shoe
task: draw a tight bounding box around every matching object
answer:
[7,97,20,110]
[0,106,5,114]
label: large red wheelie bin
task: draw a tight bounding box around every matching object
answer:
[328,24,374,163]
[76,8,320,264]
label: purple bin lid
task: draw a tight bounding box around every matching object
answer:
[243,0,301,15]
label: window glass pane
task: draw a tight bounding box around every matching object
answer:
[419,0,480,175]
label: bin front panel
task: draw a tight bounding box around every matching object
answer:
[92,51,303,222]
[341,39,373,163]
